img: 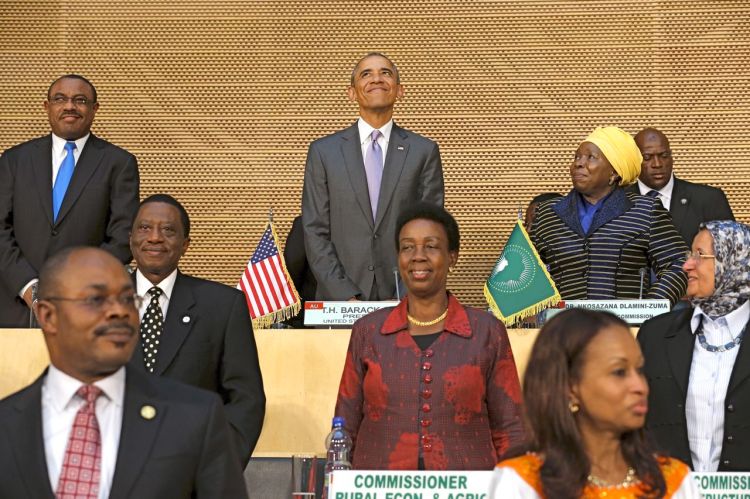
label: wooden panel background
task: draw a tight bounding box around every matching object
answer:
[2,1,749,307]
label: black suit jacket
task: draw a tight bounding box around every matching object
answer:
[0,366,248,498]
[626,176,734,246]
[638,308,750,471]
[0,133,139,326]
[129,271,266,466]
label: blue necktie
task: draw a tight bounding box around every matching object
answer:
[53,141,76,221]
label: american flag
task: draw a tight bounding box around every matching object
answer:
[238,223,300,328]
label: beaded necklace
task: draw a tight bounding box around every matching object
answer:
[695,315,747,353]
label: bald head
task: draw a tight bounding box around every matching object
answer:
[634,127,673,191]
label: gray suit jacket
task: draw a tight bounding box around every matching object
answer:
[302,122,444,300]
[0,367,248,498]
[625,176,734,246]
[0,133,139,326]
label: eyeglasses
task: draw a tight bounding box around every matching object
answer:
[41,293,143,311]
[684,250,716,262]
[48,95,93,107]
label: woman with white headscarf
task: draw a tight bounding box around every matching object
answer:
[531,126,688,306]
[639,220,750,471]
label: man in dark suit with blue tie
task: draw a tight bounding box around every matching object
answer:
[0,74,139,327]
[302,53,444,301]
[627,127,734,246]
[0,247,247,498]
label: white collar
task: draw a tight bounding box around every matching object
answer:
[45,364,125,413]
[636,174,674,202]
[135,268,178,301]
[357,118,393,145]
[691,300,750,337]
[51,132,90,157]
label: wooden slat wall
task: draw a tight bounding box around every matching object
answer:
[2,1,749,307]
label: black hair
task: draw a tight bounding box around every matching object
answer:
[136,194,191,238]
[48,74,97,103]
[394,202,459,252]
[351,52,400,85]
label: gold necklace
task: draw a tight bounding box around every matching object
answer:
[407,308,448,327]
[587,466,638,489]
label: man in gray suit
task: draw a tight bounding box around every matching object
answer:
[302,53,444,301]
[628,127,734,246]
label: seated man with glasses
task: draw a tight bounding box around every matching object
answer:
[0,247,248,498]
[0,74,139,328]
[627,127,734,247]
[639,221,750,472]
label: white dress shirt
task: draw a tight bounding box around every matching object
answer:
[42,364,125,499]
[686,300,749,471]
[357,117,393,166]
[636,174,674,211]
[18,133,91,298]
[135,268,178,320]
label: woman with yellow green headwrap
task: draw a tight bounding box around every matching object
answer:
[530,126,688,306]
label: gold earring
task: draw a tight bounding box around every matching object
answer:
[448,266,455,273]
[569,401,579,414]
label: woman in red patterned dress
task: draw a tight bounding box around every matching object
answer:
[334,202,526,470]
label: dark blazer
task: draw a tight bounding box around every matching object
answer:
[625,176,734,246]
[638,308,750,471]
[531,188,688,306]
[302,122,443,300]
[0,133,139,327]
[129,271,265,466]
[0,366,248,498]
[283,215,316,328]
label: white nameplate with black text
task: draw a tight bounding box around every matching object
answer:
[544,299,671,325]
[304,301,399,326]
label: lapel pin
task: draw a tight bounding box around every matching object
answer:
[182,315,191,324]
[397,146,404,151]
[680,198,688,205]
[140,405,156,420]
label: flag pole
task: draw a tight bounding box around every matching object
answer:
[268,206,274,224]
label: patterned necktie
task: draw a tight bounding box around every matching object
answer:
[364,129,383,221]
[53,141,76,222]
[140,286,164,372]
[56,385,102,499]
[646,189,660,198]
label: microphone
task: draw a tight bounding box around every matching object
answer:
[393,267,401,301]
[638,267,648,300]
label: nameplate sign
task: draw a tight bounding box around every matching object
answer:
[692,473,750,496]
[327,471,750,498]
[304,301,399,326]
[544,299,670,325]
[328,470,492,498]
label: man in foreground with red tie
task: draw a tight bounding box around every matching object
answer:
[0,247,248,498]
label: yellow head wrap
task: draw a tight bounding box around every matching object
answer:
[583,127,642,186]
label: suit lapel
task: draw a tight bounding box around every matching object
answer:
[339,123,375,227]
[587,187,631,234]
[55,134,105,226]
[5,375,55,498]
[30,135,55,227]
[154,271,196,375]
[129,273,147,370]
[665,310,696,397]
[374,124,409,230]
[727,317,750,396]
[109,367,166,499]
[552,190,585,238]
[669,177,689,232]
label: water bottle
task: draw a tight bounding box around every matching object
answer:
[324,416,352,496]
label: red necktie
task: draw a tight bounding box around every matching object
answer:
[56,385,102,499]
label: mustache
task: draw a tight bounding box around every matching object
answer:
[60,111,81,118]
[94,321,137,336]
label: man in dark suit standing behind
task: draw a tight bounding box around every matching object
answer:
[629,127,734,246]
[0,247,247,498]
[302,52,444,301]
[128,194,265,467]
[0,74,139,327]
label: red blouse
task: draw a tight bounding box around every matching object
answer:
[334,293,525,470]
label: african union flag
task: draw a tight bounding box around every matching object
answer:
[484,219,560,326]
